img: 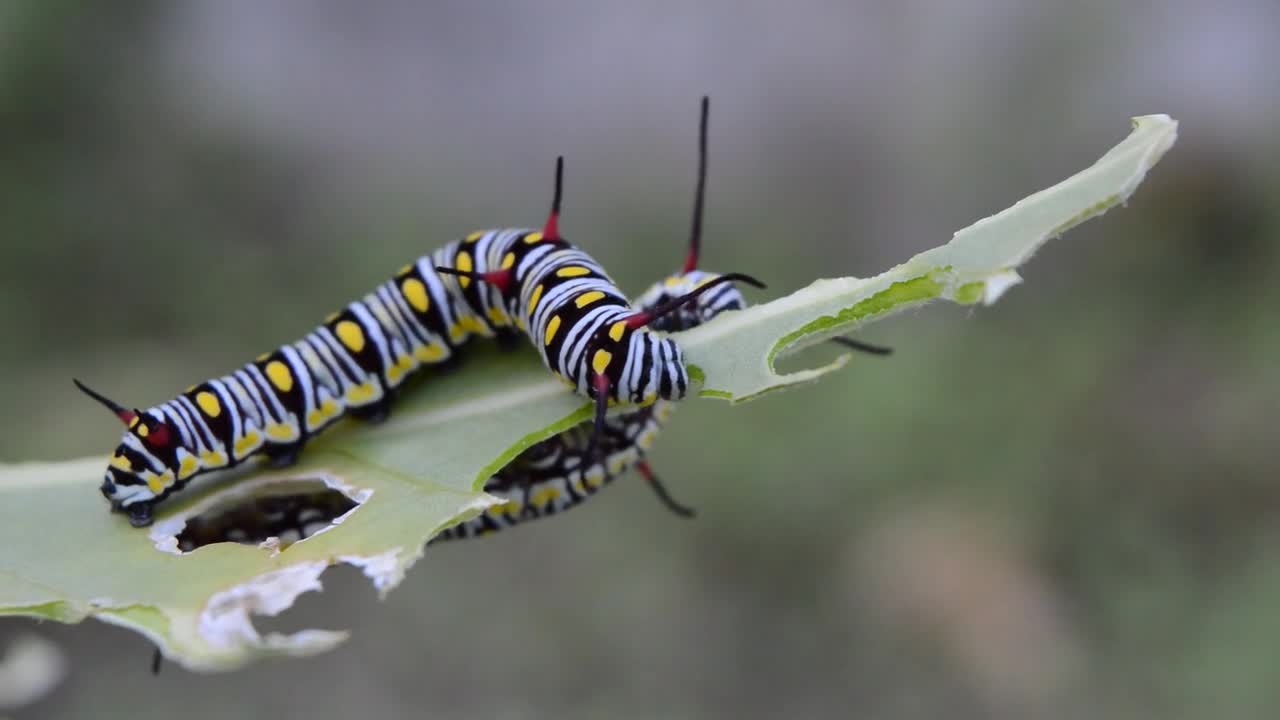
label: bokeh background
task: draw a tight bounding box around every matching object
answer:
[2,2,1278,718]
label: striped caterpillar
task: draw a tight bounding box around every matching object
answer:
[160,98,891,548]
[170,276,890,550]
[76,97,764,529]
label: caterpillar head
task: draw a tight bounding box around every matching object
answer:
[632,270,748,331]
[74,379,175,526]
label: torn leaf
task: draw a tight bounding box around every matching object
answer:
[0,114,1176,671]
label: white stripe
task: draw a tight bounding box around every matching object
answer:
[279,344,316,429]
[208,378,245,439]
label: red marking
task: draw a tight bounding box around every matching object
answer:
[623,312,654,330]
[479,269,514,293]
[542,212,560,241]
[147,423,172,448]
[636,459,655,481]
[592,371,611,395]
[117,410,137,425]
[682,249,699,274]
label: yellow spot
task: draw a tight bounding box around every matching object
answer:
[306,397,340,429]
[265,423,297,441]
[200,450,227,467]
[655,402,674,422]
[401,277,430,313]
[346,382,377,404]
[491,498,519,515]
[608,321,627,342]
[592,349,613,375]
[455,251,473,288]
[584,467,605,489]
[527,284,545,315]
[523,231,544,244]
[608,455,628,474]
[575,290,605,308]
[415,344,447,363]
[234,431,262,457]
[544,315,562,345]
[195,391,221,418]
[178,454,199,479]
[128,415,140,429]
[136,424,149,438]
[501,252,516,270]
[397,263,413,275]
[110,454,132,471]
[638,391,657,407]
[487,305,510,326]
[448,323,464,342]
[638,427,659,449]
[465,230,484,242]
[386,354,415,384]
[255,352,271,362]
[147,472,174,494]
[324,311,340,324]
[664,276,683,287]
[335,320,366,353]
[265,360,294,392]
[461,315,488,334]
[556,265,590,278]
[531,486,561,507]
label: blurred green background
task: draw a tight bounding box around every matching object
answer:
[2,2,1278,718]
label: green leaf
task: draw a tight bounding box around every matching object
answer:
[0,115,1177,671]
[681,114,1179,401]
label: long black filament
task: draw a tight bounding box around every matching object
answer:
[639,272,765,328]
[684,96,709,273]
[829,337,893,355]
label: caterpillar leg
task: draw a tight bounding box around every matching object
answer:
[125,501,155,528]
[494,328,524,352]
[515,473,536,520]
[636,460,696,518]
[350,397,392,425]
[585,372,611,463]
[265,440,307,468]
[151,647,163,675]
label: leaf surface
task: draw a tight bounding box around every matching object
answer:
[0,115,1177,670]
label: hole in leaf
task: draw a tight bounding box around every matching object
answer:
[174,480,360,553]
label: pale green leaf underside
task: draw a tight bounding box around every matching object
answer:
[681,114,1179,401]
[0,115,1176,671]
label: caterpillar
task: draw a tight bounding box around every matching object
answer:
[76,97,764,528]
[157,98,891,550]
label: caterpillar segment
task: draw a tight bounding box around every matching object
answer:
[430,398,678,543]
[77,97,766,528]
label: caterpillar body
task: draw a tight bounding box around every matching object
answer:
[432,281,890,541]
[168,268,887,551]
[169,268,748,553]
[77,97,762,528]
[432,267,742,541]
